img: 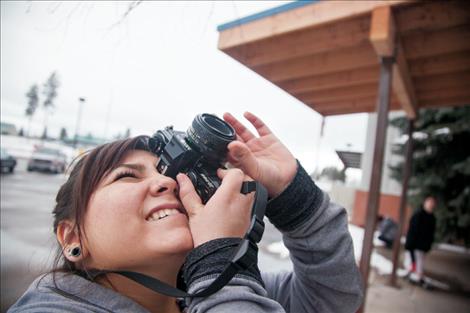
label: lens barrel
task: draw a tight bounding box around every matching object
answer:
[187,114,235,161]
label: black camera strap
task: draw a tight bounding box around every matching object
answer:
[104,181,267,298]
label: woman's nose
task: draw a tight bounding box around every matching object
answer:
[149,175,178,196]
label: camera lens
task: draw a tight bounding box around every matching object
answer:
[187,113,236,161]
[202,114,234,138]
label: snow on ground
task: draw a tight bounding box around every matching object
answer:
[266,223,398,275]
[348,224,396,275]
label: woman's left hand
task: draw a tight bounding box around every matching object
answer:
[223,112,297,198]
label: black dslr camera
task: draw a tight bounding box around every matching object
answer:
[149,113,236,203]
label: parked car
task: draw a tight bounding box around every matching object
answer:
[27,147,67,173]
[0,147,17,173]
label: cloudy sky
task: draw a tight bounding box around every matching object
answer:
[1,1,369,174]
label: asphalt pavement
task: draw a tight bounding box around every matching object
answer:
[1,159,65,311]
[0,159,291,312]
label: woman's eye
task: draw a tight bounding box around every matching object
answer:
[113,171,137,181]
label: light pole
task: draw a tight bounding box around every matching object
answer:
[74,97,85,148]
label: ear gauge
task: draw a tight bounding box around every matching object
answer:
[67,246,81,258]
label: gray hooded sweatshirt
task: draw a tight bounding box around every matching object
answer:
[9,163,363,313]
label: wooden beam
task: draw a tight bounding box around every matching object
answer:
[415,71,470,93]
[369,6,396,56]
[253,43,377,82]
[390,119,414,287]
[224,15,372,67]
[392,43,418,118]
[402,25,470,60]
[370,5,417,118]
[417,85,470,102]
[410,50,470,77]
[358,57,394,313]
[218,0,409,50]
[395,1,470,35]
[312,97,404,115]
[419,95,470,108]
[309,95,401,111]
[316,106,377,116]
[277,66,380,93]
[296,82,379,103]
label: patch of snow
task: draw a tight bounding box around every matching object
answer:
[349,224,393,275]
[266,241,290,259]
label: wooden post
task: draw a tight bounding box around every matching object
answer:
[389,118,415,286]
[358,56,395,313]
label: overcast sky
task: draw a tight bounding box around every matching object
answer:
[1,1,369,174]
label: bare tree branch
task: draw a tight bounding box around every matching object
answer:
[107,0,143,30]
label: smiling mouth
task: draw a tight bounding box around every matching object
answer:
[146,208,181,222]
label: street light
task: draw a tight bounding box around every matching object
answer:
[73,97,85,148]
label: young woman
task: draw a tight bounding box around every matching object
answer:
[9,112,363,313]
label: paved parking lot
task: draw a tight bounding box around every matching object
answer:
[1,159,66,311]
[0,159,291,311]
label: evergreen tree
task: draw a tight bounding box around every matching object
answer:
[60,127,68,141]
[25,84,39,136]
[43,72,60,110]
[42,72,60,140]
[389,106,470,246]
[319,166,346,182]
[41,127,48,140]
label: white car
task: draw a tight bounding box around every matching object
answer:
[27,147,67,173]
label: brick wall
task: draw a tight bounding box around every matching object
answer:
[351,190,412,234]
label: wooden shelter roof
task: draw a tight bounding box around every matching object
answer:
[217,0,470,117]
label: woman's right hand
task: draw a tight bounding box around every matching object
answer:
[177,169,254,247]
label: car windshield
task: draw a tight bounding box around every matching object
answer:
[0,148,7,158]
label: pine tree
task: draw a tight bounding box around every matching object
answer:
[319,166,346,182]
[42,72,60,140]
[41,127,48,140]
[60,127,68,141]
[43,72,60,110]
[389,106,470,246]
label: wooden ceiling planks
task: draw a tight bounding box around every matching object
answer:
[223,14,372,67]
[277,66,380,93]
[253,43,378,83]
[409,50,470,77]
[402,25,470,60]
[218,1,470,116]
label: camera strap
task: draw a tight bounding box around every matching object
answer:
[103,181,267,298]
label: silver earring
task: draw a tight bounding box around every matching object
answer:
[67,246,81,257]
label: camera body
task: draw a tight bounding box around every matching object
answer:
[150,114,236,203]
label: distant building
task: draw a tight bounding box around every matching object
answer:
[0,122,18,136]
[351,112,408,227]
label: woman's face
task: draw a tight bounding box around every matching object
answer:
[82,150,193,274]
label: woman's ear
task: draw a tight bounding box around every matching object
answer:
[57,220,86,262]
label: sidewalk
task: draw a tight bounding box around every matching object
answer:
[366,271,470,313]
[364,245,470,313]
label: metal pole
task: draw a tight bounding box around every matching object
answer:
[358,56,394,313]
[74,97,85,148]
[389,118,415,286]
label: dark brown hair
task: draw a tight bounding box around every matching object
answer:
[51,136,151,275]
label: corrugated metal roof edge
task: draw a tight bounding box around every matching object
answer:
[217,0,318,32]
